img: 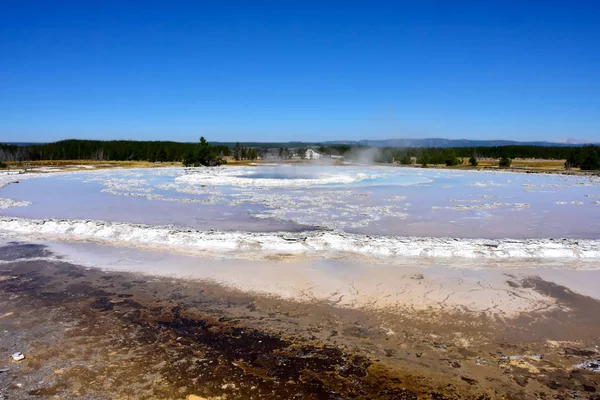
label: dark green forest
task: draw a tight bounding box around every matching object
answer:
[323,145,600,170]
[1,139,599,170]
[0,139,230,163]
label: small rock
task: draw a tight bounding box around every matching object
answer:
[583,384,597,392]
[384,349,395,357]
[187,395,209,400]
[221,383,236,390]
[576,360,600,373]
[461,376,477,385]
[11,352,25,362]
[501,354,543,361]
[564,347,597,357]
[513,375,529,387]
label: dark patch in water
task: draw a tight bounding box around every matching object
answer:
[0,241,53,261]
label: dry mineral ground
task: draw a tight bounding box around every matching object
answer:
[1,242,600,399]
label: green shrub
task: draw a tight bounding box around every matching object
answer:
[398,154,413,165]
[499,156,512,168]
[417,154,429,167]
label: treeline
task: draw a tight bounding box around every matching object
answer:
[1,139,599,170]
[450,145,579,160]
[233,142,259,161]
[0,140,230,163]
[566,146,600,170]
[336,145,599,170]
[365,145,585,164]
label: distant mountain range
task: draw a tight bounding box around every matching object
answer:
[0,142,44,146]
[323,138,599,148]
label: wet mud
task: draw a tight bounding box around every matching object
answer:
[0,242,599,399]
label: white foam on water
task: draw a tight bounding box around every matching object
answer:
[0,198,31,209]
[0,171,25,189]
[0,173,37,208]
[174,166,387,187]
[1,216,599,262]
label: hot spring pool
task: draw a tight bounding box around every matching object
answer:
[1,165,599,242]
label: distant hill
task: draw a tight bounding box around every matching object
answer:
[0,142,45,146]
[323,138,599,148]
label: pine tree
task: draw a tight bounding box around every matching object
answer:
[499,156,512,168]
[234,142,241,161]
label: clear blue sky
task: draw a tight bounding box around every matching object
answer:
[1,0,599,143]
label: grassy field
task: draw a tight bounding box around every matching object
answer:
[472,158,568,170]
[396,157,600,174]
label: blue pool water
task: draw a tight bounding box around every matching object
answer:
[1,166,599,239]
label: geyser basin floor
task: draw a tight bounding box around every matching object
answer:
[2,241,600,399]
[2,163,600,399]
